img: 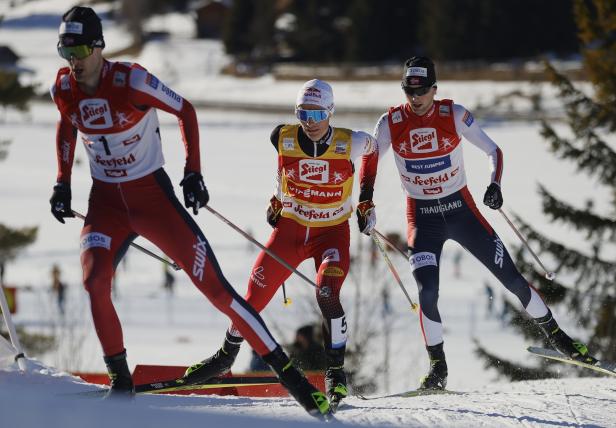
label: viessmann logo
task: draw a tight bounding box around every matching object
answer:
[79,99,113,129]
[299,159,329,184]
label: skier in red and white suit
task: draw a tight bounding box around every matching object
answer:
[358,56,595,390]
[185,79,375,409]
[48,7,330,416]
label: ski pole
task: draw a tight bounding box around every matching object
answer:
[0,284,27,371]
[498,209,555,281]
[205,206,318,289]
[370,231,419,313]
[373,229,408,260]
[282,282,292,306]
[72,210,181,271]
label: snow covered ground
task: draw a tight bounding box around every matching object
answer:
[1,1,616,427]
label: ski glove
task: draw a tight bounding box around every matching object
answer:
[266,195,283,228]
[356,200,377,235]
[180,172,209,215]
[49,182,74,224]
[483,182,503,210]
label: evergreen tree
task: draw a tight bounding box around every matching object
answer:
[284,0,352,62]
[0,70,36,113]
[0,67,37,289]
[345,0,419,62]
[476,0,616,379]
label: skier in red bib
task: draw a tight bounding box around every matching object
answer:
[183,79,376,410]
[358,56,595,390]
[49,6,330,417]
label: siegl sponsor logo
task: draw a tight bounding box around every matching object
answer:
[410,128,438,153]
[299,159,329,184]
[192,236,208,281]
[79,99,113,129]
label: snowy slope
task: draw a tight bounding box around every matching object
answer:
[1,356,615,428]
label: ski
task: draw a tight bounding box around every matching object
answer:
[358,389,463,400]
[527,346,616,377]
[70,375,281,397]
[136,375,280,394]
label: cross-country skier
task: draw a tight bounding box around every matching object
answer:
[182,79,376,409]
[357,56,596,390]
[48,6,330,417]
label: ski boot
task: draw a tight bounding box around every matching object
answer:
[419,342,448,390]
[324,366,348,412]
[324,344,348,412]
[104,350,135,398]
[183,332,242,384]
[263,346,331,420]
[535,310,597,364]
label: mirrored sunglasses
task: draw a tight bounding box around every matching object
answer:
[57,44,94,60]
[402,85,433,97]
[296,109,329,123]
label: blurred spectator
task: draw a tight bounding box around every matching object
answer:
[288,324,326,371]
[453,249,463,279]
[484,281,494,318]
[51,264,66,315]
[162,261,176,295]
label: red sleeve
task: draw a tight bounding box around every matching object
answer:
[55,114,77,184]
[128,68,201,174]
[358,151,379,201]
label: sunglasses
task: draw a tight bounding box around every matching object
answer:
[57,43,94,60]
[296,109,329,123]
[402,85,434,97]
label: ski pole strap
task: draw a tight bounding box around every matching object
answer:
[71,210,182,271]
[205,206,318,289]
[370,231,418,313]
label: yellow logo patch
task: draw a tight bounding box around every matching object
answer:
[323,266,345,277]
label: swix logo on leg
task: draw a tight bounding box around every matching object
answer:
[494,237,504,268]
[192,236,208,281]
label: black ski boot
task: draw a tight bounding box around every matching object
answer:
[419,342,448,390]
[183,332,243,384]
[263,346,331,420]
[534,311,597,364]
[324,346,347,412]
[104,350,135,398]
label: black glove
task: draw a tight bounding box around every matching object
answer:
[266,196,283,228]
[180,172,209,215]
[49,182,74,224]
[356,200,376,235]
[483,182,503,210]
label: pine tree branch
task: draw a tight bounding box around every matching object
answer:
[473,339,559,381]
[538,185,616,239]
[539,122,616,186]
[511,214,614,280]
